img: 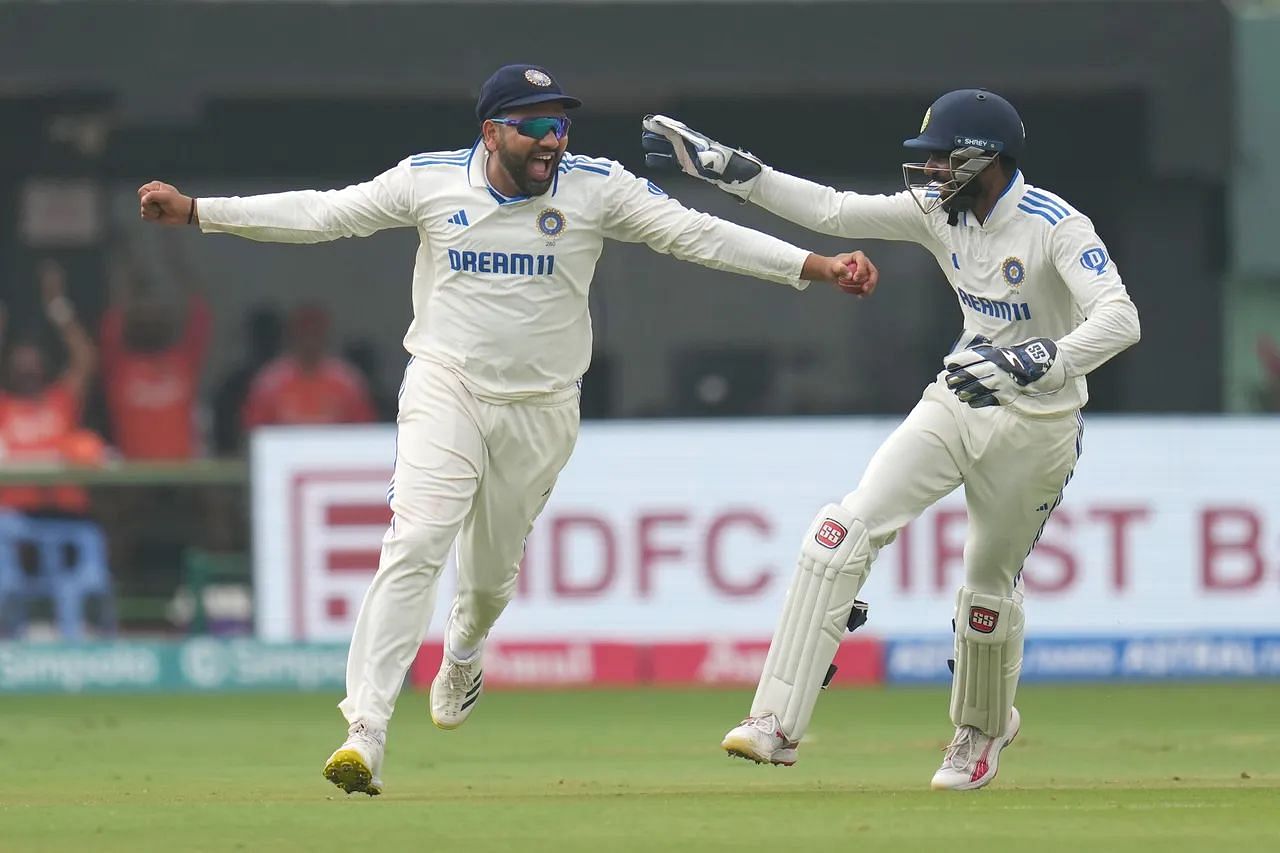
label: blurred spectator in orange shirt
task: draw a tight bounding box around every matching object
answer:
[0,261,102,517]
[99,246,210,459]
[241,303,375,430]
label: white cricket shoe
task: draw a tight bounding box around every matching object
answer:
[323,720,385,795]
[720,714,799,766]
[930,706,1021,791]
[430,654,484,730]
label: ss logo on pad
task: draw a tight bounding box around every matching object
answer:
[969,607,999,634]
[815,520,847,549]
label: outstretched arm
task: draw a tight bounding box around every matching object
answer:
[138,161,417,244]
[39,260,96,405]
[154,235,213,367]
[643,115,933,245]
[602,164,877,295]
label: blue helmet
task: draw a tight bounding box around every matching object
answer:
[902,89,1025,220]
[903,89,1025,159]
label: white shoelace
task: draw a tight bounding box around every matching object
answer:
[740,715,795,747]
[445,661,476,693]
[940,725,979,769]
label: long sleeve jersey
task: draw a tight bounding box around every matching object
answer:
[199,141,814,400]
[739,167,1140,415]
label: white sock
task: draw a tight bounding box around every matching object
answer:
[447,636,480,663]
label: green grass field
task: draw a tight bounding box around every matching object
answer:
[2,684,1278,852]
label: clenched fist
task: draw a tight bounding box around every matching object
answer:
[801,250,879,296]
[138,181,197,226]
[833,251,879,297]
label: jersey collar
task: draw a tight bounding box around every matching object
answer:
[976,169,1024,230]
[467,138,533,206]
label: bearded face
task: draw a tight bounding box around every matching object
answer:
[486,109,570,197]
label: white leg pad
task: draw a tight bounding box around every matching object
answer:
[750,504,871,740]
[949,586,1025,737]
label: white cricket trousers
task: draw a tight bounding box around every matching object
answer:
[845,379,1083,596]
[338,358,579,730]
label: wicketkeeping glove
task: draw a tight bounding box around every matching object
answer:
[943,338,1068,408]
[641,115,763,198]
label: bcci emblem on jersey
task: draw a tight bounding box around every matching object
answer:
[537,207,567,239]
[1001,256,1026,288]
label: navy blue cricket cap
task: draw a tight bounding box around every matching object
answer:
[475,64,583,121]
[903,89,1026,160]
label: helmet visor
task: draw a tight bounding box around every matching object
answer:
[902,146,998,215]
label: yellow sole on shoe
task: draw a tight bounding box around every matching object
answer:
[323,749,382,795]
[720,735,768,765]
[431,713,462,731]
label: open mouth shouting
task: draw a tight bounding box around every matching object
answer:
[527,150,559,185]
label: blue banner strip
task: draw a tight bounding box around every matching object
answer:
[885,634,1280,683]
[0,640,348,693]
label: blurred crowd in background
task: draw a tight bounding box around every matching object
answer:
[0,245,394,480]
[4,237,1280,513]
[0,240,409,638]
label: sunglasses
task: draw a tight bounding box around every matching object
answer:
[490,115,572,141]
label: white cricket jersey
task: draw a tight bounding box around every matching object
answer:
[743,168,1141,416]
[197,141,812,399]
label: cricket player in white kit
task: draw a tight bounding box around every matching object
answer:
[643,88,1141,789]
[137,64,878,795]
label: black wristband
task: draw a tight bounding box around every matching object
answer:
[187,198,197,225]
